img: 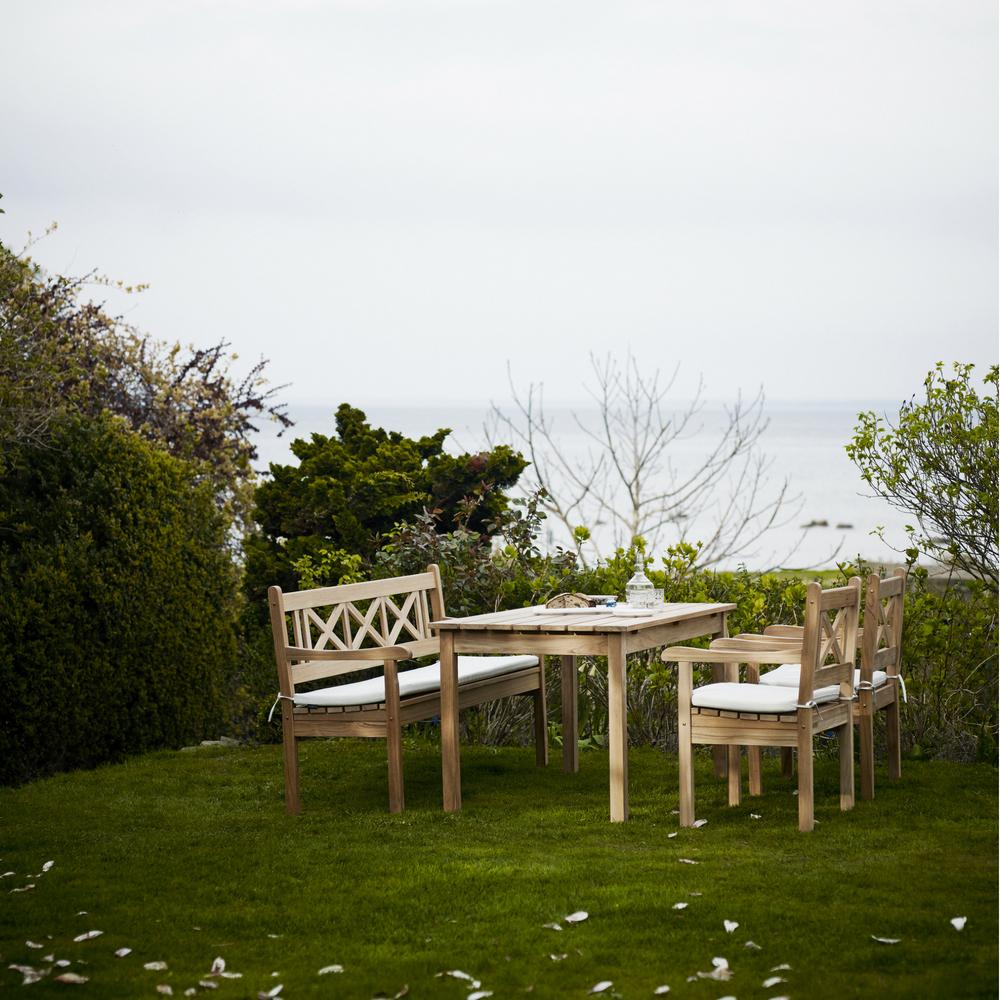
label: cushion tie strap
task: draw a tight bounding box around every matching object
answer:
[894,674,908,703]
[268,693,295,723]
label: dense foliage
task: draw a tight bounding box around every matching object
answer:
[847,362,998,586]
[246,403,527,597]
[0,415,241,785]
[0,238,290,531]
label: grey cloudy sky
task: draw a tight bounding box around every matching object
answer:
[3,0,997,405]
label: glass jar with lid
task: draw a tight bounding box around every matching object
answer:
[625,551,655,608]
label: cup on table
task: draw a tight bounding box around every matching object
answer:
[651,589,665,608]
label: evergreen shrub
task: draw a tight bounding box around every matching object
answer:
[0,415,239,785]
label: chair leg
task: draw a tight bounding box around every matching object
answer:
[678,664,695,827]
[747,747,762,796]
[797,715,814,832]
[282,723,301,816]
[711,664,728,779]
[780,747,794,778]
[533,681,549,767]
[727,745,742,806]
[886,698,902,780]
[387,722,404,814]
[858,696,875,801]
[839,719,855,812]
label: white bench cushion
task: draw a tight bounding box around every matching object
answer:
[691,681,839,714]
[292,655,539,708]
[758,664,888,689]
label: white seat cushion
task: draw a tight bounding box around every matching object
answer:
[691,681,839,714]
[758,664,888,689]
[292,655,539,708]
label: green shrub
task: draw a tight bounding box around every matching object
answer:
[0,414,240,785]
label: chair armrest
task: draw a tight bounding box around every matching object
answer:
[764,625,805,637]
[284,645,414,662]
[713,636,801,650]
[662,645,802,664]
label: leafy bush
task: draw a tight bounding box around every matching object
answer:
[0,415,240,785]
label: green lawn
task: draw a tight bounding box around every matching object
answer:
[2,741,997,998]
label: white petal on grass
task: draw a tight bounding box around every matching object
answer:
[678,859,699,865]
[692,820,708,828]
[210,957,226,974]
[76,911,87,916]
[55,960,72,967]
[549,954,568,962]
[43,954,55,962]
[763,976,787,988]
[115,947,132,958]
[468,992,494,1000]
[25,940,44,949]
[437,970,477,983]
[156,987,173,996]
[672,903,688,910]
[770,963,792,971]
[744,940,762,950]
[689,892,703,897]
[73,930,103,942]
[1,871,15,877]
[42,861,55,872]
[198,981,219,990]
[724,920,739,933]
[951,917,967,931]
[184,990,197,998]
[54,973,89,984]
[871,935,901,945]
[565,911,589,924]
[219,972,243,979]
[10,883,35,893]
[667,833,678,839]
[318,964,344,974]
[543,922,563,931]
[589,981,613,994]
[144,960,169,970]
[8,964,45,985]
[653,986,671,994]
[750,814,762,820]
[258,987,283,999]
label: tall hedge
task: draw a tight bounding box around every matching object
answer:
[0,414,240,785]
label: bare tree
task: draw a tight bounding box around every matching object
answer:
[487,352,805,568]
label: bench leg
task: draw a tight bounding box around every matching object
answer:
[781,747,794,778]
[839,719,855,812]
[281,710,301,815]
[858,692,875,801]
[727,745,742,806]
[387,722,404,813]
[748,746,762,796]
[560,655,579,773]
[533,667,549,767]
[797,713,814,832]
[886,697,902,781]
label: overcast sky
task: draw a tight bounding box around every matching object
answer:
[3,0,997,407]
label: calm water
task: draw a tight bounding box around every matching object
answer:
[252,401,912,571]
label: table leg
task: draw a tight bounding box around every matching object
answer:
[608,633,628,822]
[561,655,579,774]
[440,630,461,812]
[711,614,730,779]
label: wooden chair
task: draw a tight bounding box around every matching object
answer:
[754,570,906,799]
[267,564,547,814]
[663,580,861,832]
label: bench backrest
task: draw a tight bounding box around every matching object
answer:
[268,565,445,695]
[797,578,862,706]
[861,569,906,681]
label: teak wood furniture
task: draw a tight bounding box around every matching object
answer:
[431,601,735,822]
[663,581,861,832]
[754,570,906,799]
[267,565,546,814]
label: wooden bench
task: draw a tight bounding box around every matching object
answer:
[267,563,547,813]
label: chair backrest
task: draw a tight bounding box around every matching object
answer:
[268,564,445,696]
[797,578,862,707]
[860,569,906,681]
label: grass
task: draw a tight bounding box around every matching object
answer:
[2,740,997,999]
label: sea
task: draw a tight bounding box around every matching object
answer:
[251,401,914,572]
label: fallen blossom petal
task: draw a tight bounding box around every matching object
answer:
[11,883,35,893]
[724,920,739,933]
[543,922,563,931]
[219,972,242,979]
[210,957,226,974]
[589,981,613,994]
[184,991,196,997]
[55,960,71,967]
[1,871,15,877]
[54,972,89,984]
[565,911,588,924]
[763,976,787,988]
[871,935,900,945]
[73,930,103,942]
[770,963,791,971]
[549,954,567,962]
[678,858,699,865]
[712,957,729,970]
[437,970,477,984]
[689,892,703,897]
[198,981,219,990]
[144,960,169,970]
[26,940,44,949]
[951,917,967,931]
[750,813,762,820]
[115,947,132,958]
[318,964,344,975]
[692,819,708,828]
[8,964,45,985]
[468,992,493,1000]
[43,954,55,962]
[156,987,173,997]
[653,986,671,994]
[667,832,677,839]
[258,987,283,999]
[672,902,688,910]
[42,861,55,872]
[76,911,87,916]
[744,940,761,950]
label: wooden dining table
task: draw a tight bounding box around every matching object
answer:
[431,601,736,821]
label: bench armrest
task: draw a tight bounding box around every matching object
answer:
[285,645,414,662]
[662,645,803,664]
